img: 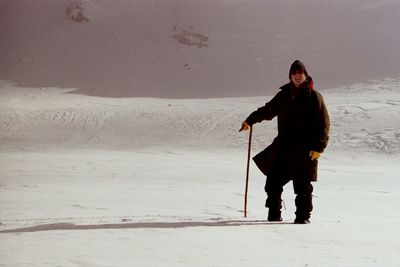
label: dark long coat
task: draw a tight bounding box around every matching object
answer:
[245,77,330,181]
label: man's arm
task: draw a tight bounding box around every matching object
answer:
[311,92,330,153]
[243,92,282,127]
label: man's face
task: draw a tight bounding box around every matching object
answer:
[291,70,307,87]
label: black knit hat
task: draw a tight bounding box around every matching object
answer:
[289,60,308,79]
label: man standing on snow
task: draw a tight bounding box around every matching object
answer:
[239,60,330,224]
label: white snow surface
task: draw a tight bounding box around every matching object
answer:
[0,78,400,266]
[1,0,400,266]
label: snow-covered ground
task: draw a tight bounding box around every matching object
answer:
[1,0,400,266]
[1,78,400,266]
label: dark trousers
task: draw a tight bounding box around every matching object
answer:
[264,175,314,219]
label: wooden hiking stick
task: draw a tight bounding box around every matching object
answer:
[244,126,253,218]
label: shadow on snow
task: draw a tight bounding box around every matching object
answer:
[0,220,292,233]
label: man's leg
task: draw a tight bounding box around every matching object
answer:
[293,179,313,224]
[264,175,284,221]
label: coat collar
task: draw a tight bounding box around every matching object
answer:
[280,76,314,96]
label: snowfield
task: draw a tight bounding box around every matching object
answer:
[1,0,400,266]
[0,78,400,266]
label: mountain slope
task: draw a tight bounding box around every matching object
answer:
[1,0,400,98]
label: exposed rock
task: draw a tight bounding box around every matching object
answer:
[173,29,209,48]
[66,2,90,23]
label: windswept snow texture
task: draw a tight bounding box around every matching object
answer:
[0,78,400,266]
[1,78,400,154]
[1,0,400,98]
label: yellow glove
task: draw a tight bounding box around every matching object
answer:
[309,151,321,160]
[239,121,250,132]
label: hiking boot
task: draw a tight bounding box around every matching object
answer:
[268,210,282,222]
[294,193,312,224]
[268,216,283,222]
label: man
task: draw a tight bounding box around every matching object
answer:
[239,60,330,224]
